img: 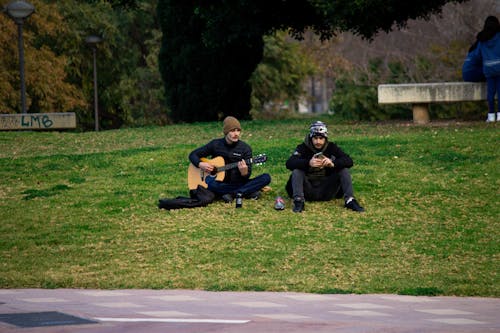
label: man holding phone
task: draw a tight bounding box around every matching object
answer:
[285,121,364,213]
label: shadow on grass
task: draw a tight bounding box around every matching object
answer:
[398,287,444,296]
[22,184,71,200]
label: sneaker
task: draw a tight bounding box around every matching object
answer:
[235,193,243,208]
[274,196,285,210]
[486,113,496,122]
[221,193,234,203]
[345,197,365,212]
[293,197,304,213]
[246,191,261,200]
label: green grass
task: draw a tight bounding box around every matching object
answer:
[0,118,498,296]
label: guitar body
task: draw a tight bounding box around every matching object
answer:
[187,156,226,190]
[187,154,267,190]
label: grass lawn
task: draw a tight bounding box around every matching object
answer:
[0,118,498,296]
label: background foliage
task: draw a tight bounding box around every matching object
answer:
[1,0,164,129]
[157,0,466,123]
[250,31,317,119]
[1,0,495,128]
[0,0,85,115]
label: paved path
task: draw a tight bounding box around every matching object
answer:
[0,289,498,333]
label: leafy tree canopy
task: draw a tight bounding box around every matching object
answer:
[0,0,85,114]
[83,0,139,9]
[157,0,467,123]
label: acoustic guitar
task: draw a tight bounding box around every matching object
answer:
[187,154,267,190]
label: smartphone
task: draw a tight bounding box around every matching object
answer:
[314,152,325,159]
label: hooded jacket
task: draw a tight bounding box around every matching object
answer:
[285,135,353,180]
[462,41,486,82]
[470,32,500,78]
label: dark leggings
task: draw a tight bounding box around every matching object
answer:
[486,76,500,113]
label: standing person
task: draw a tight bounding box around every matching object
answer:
[189,116,271,208]
[285,121,364,213]
[470,15,500,122]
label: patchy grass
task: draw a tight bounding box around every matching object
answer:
[0,119,498,296]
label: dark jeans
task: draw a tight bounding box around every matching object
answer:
[206,173,271,197]
[486,76,500,113]
[286,168,354,201]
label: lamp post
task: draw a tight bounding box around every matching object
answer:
[3,0,35,114]
[85,35,102,131]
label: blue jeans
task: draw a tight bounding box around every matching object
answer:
[486,76,500,113]
[205,173,271,197]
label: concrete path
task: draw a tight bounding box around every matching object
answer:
[0,289,498,333]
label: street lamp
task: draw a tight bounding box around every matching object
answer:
[3,0,35,114]
[85,35,102,131]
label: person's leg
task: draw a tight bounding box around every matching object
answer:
[286,169,306,199]
[495,76,500,120]
[338,168,354,200]
[205,176,240,196]
[235,173,271,197]
[285,169,307,212]
[285,175,293,198]
[336,168,365,212]
[486,77,496,122]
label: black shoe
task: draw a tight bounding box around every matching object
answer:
[245,190,261,200]
[345,198,364,212]
[293,197,304,213]
[221,193,234,203]
[235,193,243,208]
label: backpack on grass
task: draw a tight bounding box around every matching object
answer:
[158,185,216,210]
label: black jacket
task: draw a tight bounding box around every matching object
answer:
[189,138,252,184]
[286,135,353,179]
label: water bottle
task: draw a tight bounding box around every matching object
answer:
[235,193,243,208]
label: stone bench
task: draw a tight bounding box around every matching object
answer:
[0,112,76,130]
[377,82,487,124]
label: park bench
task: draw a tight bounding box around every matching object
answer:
[377,82,487,124]
[0,112,76,130]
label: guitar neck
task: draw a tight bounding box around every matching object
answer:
[218,158,253,172]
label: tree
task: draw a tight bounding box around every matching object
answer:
[157,0,467,123]
[250,31,317,119]
[0,0,85,114]
[53,0,164,129]
[1,0,167,129]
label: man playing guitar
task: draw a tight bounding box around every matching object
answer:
[188,116,271,208]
